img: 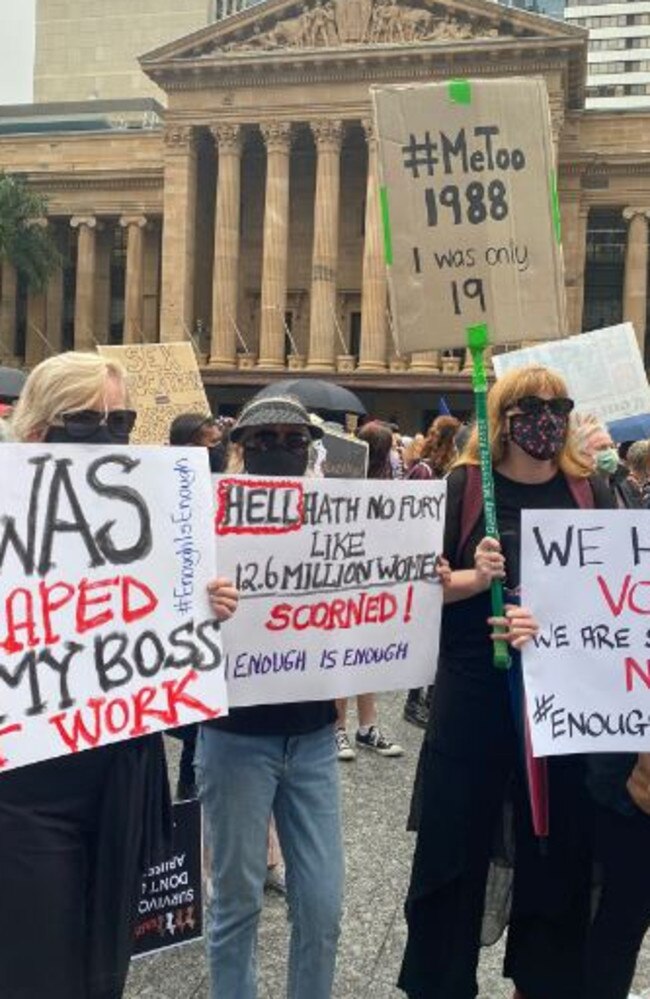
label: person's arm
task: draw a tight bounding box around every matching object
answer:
[488,605,539,650]
[443,536,505,604]
[207,577,239,622]
[626,754,650,815]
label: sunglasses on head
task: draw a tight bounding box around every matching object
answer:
[57,408,138,440]
[244,430,311,453]
[513,396,574,417]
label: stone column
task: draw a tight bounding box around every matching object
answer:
[160,125,198,342]
[26,286,48,368]
[0,259,17,356]
[23,219,48,367]
[307,119,343,371]
[575,205,589,334]
[258,122,292,370]
[143,222,161,342]
[560,198,589,334]
[210,124,242,368]
[358,119,388,372]
[623,207,650,354]
[71,215,98,351]
[46,257,64,355]
[94,226,111,344]
[121,214,147,344]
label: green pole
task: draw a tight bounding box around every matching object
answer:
[467,323,511,670]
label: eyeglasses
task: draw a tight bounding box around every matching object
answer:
[56,408,137,440]
[244,430,311,453]
[513,396,575,417]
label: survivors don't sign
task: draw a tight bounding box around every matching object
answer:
[0,444,227,773]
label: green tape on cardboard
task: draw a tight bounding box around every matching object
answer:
[549,170,562,244]
[379,186,393,266]
[448,79,472,105]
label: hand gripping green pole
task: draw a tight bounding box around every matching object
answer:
[467,323,511,670]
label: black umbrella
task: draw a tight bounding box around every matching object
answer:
[0,367,26,402]
[253,378,366,417]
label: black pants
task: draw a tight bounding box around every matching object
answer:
[0,739,168,999]
[584,805,650,999]
[400,661,592,999]
[179,725,198,788]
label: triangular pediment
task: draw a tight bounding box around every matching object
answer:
[141,0,586,65]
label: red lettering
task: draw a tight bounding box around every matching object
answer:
[49,697,105,752]
[48,677,221,755]
[75,577,119,634]
[161,670,221,725]
[2,588,39,654]
[0,723,22,768]
[597,574,631,617]
[624,656,650,692]
[39,580,76,645]
[597,574,650,617]
[263,590,399,632]
[130,685,173,737]
[630,581,650,615]
[122,576,158,624]
[105,697,130,735]
[265,604,292,632]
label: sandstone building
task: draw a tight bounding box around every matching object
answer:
[2,0,650,426]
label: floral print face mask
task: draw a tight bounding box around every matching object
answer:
[509,410,569,461]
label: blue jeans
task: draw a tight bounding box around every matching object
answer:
[195,724,344,999]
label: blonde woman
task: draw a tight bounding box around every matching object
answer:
[399,366,615,999]
[0,352,238,999]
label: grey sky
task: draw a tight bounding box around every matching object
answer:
[0,0,35,105]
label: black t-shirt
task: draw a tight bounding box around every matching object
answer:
[441,466,614,662]
[206,699,336,737]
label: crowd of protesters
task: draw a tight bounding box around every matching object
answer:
[1,353,650,999]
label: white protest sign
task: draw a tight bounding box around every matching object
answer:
[522,508,650,756]
[0,445,227,773]
[215,477,445,706]
[372,77,566,353]
[492,324,650,425]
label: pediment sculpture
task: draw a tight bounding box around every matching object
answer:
[219,0,502,52]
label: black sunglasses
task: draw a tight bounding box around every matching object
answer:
[58,408,137,440]
[244,430,311,453]
[514,396,574,417]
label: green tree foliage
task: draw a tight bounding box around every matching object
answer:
[0,173,59,291]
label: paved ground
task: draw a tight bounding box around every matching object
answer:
[124,692,650,999]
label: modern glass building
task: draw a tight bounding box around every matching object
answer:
[565,0,650,107]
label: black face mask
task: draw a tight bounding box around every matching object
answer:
[208,443,225,474]
[44,425,129,446]
[244,445,308,478]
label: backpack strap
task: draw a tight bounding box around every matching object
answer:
[456,469,595,564]
[456,464,484,564]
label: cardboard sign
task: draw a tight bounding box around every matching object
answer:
[98,343,210,445]
[372,78,566,352]
[215,477,445,706]
[0,444,227,773]
[492,323,650,426]
[133,800,203,958]
[321,430,369,479]
[522,509,650,756]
